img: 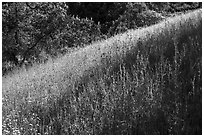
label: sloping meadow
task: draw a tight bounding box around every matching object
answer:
[2,9,202,134]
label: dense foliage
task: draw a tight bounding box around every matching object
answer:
[67,2,201,34]
[2,2,103,75]
[2,2,201,75]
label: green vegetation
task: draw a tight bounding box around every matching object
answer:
[2,9,202,135]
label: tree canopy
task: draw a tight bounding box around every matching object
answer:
[2,2,201,75]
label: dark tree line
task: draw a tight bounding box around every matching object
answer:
[2,2,201,75]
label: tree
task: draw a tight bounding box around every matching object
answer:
[2,3,69,68]
[3,2,201,75]
[108,2,165,35]
[2,2,104,75]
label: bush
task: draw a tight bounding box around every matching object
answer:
[108,3,165,35]
[2,15,105,75]
[30,16,106,61]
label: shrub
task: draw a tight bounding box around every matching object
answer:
[108,3,166,35]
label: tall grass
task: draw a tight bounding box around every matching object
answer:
[2,9,202,134]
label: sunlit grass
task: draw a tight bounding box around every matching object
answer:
[2,9,202,135]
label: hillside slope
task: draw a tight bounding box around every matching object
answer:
[3,9,201,100]
[2,9,202,135]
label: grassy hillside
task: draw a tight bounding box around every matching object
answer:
[2,9,202,135]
